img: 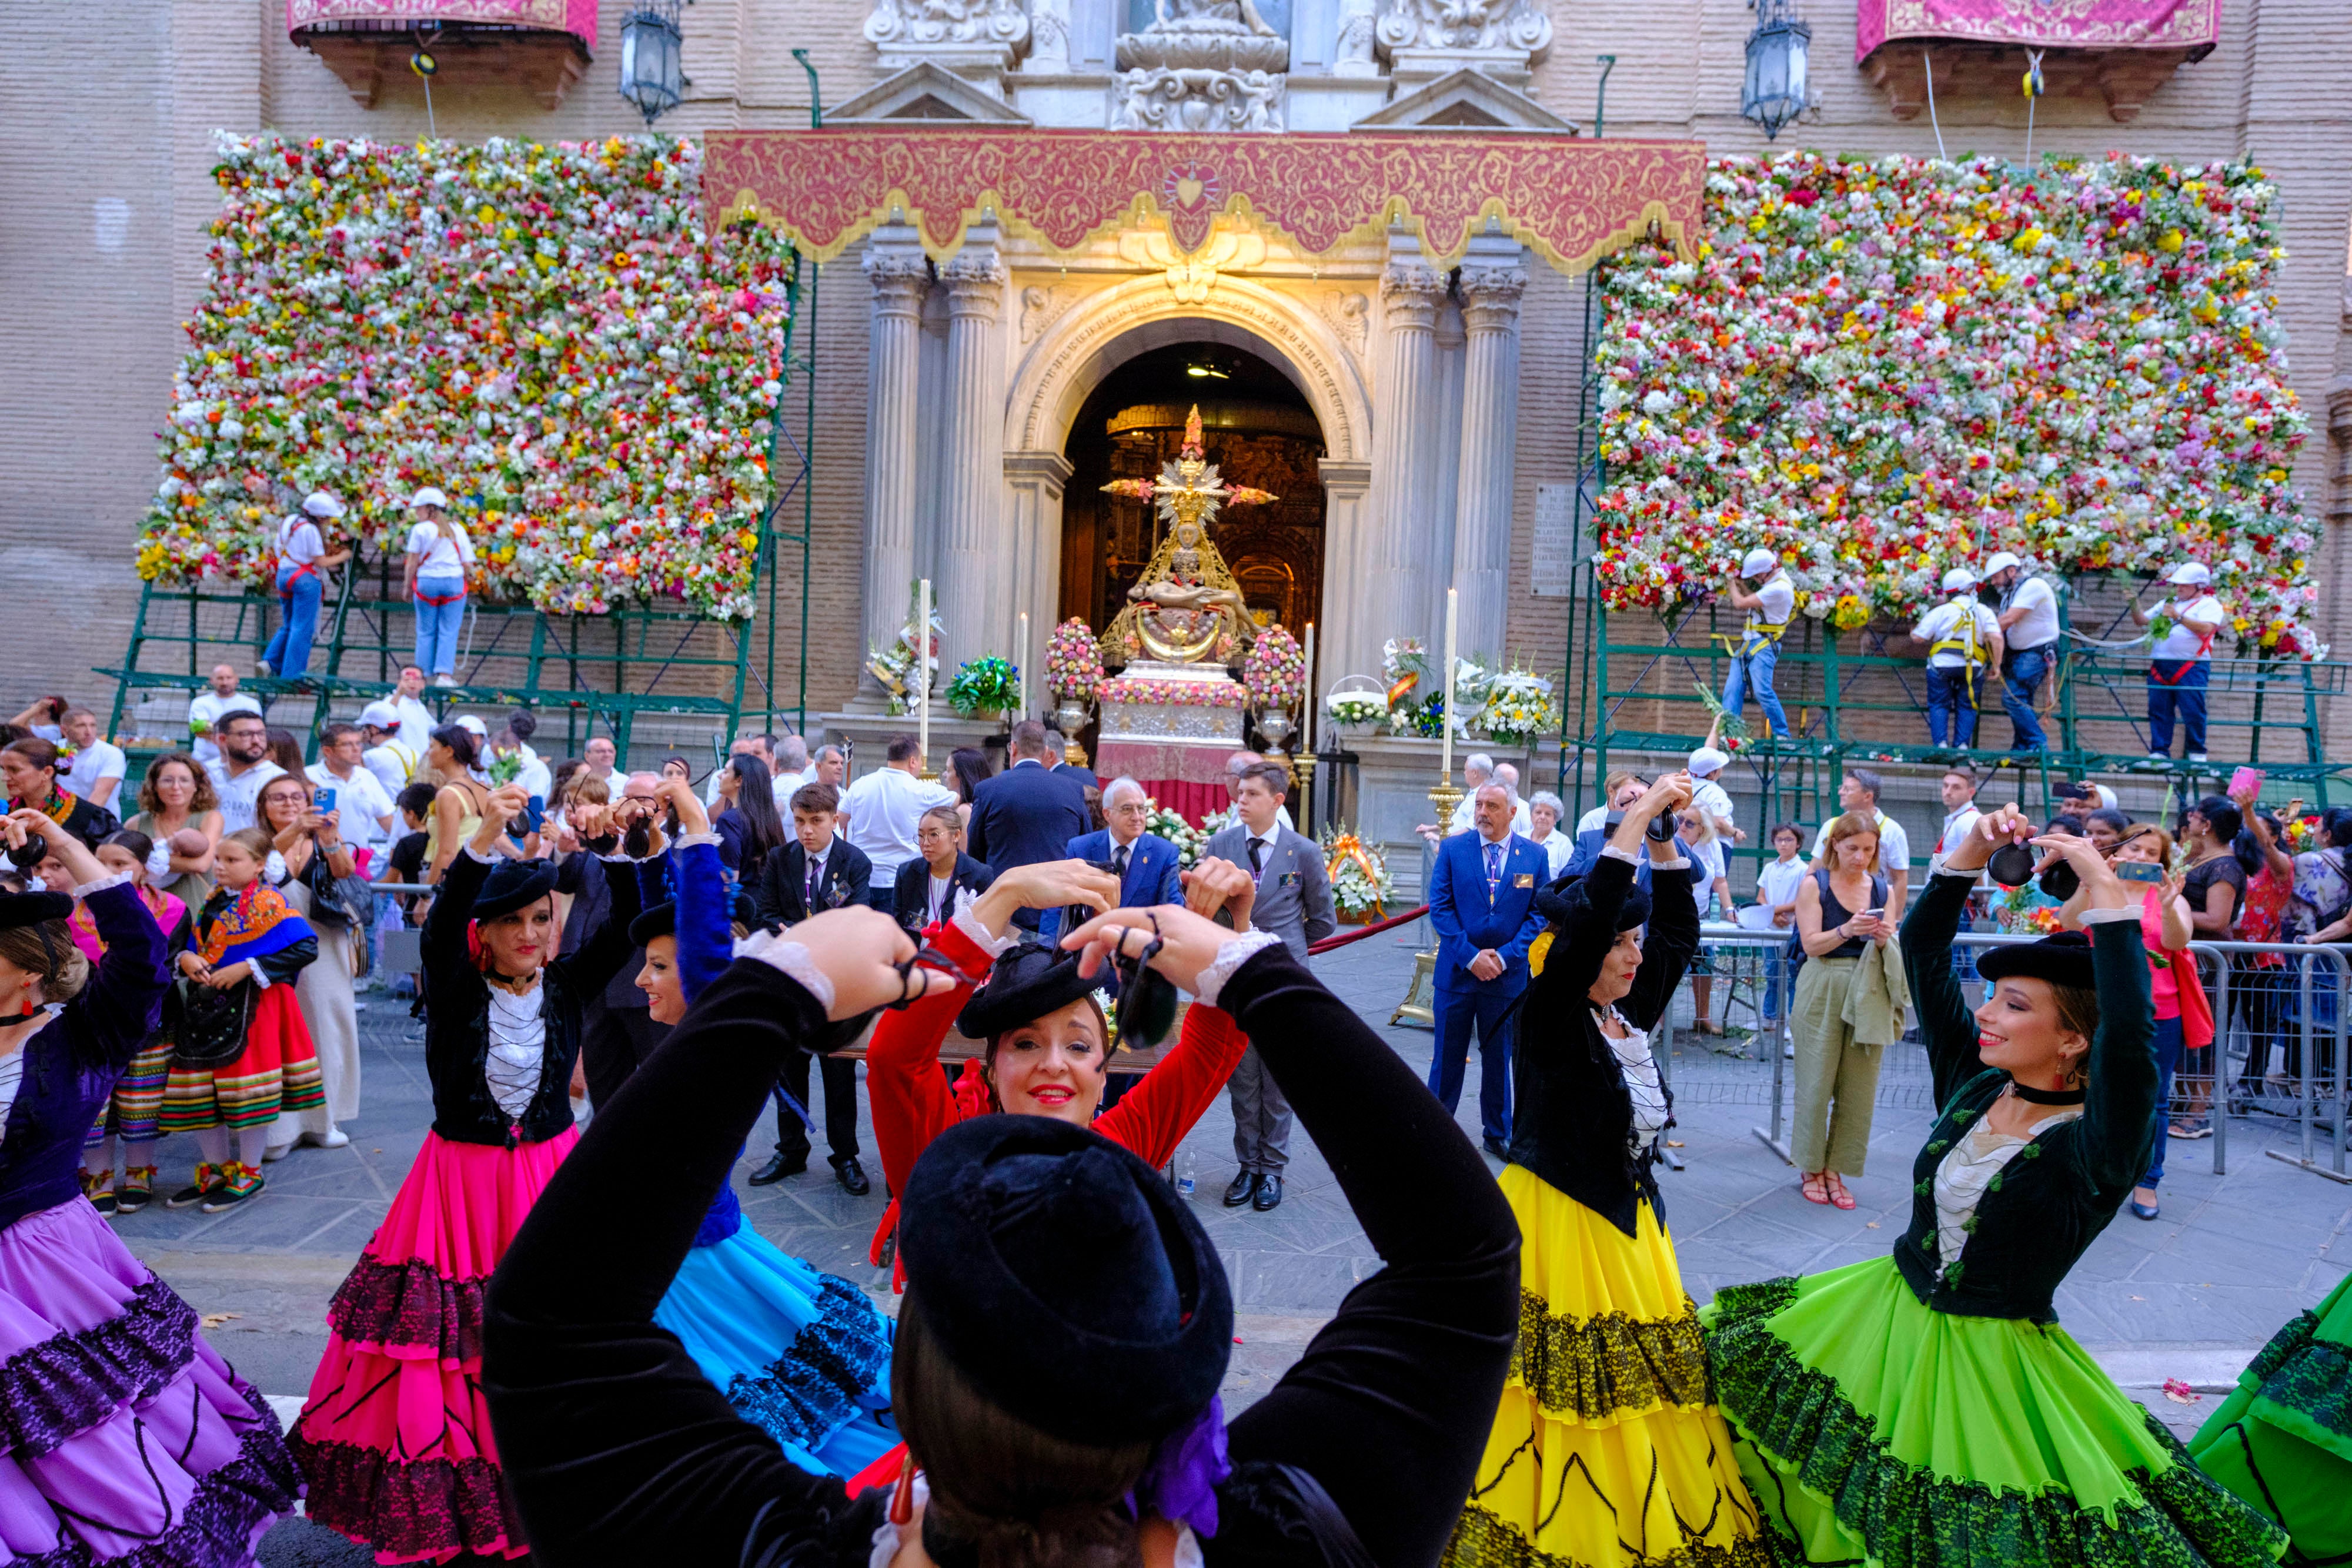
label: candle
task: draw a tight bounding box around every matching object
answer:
[1017,611,1029,719]
[1441,587,1458,784]
[917,578,932,770]
[1301,620,1317,753]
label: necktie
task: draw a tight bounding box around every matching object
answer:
[806,856,820,910]
[1485,841,1502,894]
[1248,837,1266,880]
[1112,842,1130,885]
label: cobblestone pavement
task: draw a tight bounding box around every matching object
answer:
[100,934,2344,1563]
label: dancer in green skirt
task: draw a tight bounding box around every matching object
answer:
[2189,1273,2351,1564]
[1703,805,2287,1568]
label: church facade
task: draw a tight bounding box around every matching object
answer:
[6,0,2350,740]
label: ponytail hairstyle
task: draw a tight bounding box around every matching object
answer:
[0,912,88,1006]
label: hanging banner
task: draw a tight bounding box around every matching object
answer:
[704,127,1705,277]
[1857,0,2220,61]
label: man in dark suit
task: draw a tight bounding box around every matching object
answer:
[1428,781,1551,1158]
[965,720,1091,930]
[749,781,870,1194]
[1043,727,1102,792]
[891,802,995,938]
[1041,775,1182,942]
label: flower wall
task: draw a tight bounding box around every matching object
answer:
[143,133,798,618]
[1595,153,2315,654]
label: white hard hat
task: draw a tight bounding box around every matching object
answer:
[1983,551,2021,577]
[1739,549,1778,579]
[1689,746,1730,777]
[358,700,401,731]
[409,486,450,510]
[455,713,488,737]
[2167,561,2211,586]
[1941,567,1977,593]
[302,490,346,519]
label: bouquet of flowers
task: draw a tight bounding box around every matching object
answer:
[1479,668,1561,747]
[865,587,941,716]
[1199,804,1238,839]
[1381,638,1427,708]
[1994,882,2067,936]
[947,657,1020,718]
[1325,690,1388,731]
[1242,626,1305,710]
[1045,617,1104,702]
[2284,814,2324,854]
[1321,824,1395,921]
[1096,677,1247,708]
[1143,800,1209,867]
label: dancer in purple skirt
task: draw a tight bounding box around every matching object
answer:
[0,807,300,1565]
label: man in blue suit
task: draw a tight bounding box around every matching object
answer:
[1042,775,1182,943]
[966,720,1093,930]
[1428,781,1551,1158]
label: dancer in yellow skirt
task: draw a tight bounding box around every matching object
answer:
[1445,772,1768,1568]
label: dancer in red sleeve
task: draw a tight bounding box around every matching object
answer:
[863,856,1256,1288]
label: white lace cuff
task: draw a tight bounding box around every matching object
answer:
[464,842,496,865]
[265,850,289,886]
[72,870,136,899]
[948,884,1018,962]
[2082,903,2143,927]
[1935,865,1983,882]
[674,831,722,849]
[1601,844,1640,865]
[1194,930,1284,1009]
[732,930,834,1012]
[1648,856,1692,871]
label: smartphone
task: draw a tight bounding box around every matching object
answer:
[524,794,546,835]
[315,786,337,814]
[1860,908,1886,922]
[2229,766,2264,800]
[2116,860,2166,884]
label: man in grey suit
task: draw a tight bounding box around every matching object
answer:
[1203,760,1335,1212]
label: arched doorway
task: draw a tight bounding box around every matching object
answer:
[1057,340,1328,657]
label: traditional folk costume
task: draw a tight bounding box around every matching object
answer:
[626,833,898,1480]
[1701,868,2287,1568]
[0,880,299,1565]
[71,882,191,1213]
[2189,1273,2351,1566]
[287,844,642,1563]
[1445,846,1767,1568]
[160,881,324,1206]
[12,786,118,853]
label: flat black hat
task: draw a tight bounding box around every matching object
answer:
[629,900,675,948]
[956,941,1101,1042]
[1534,871,1651,934]
[472,858,560,922]
[0,891,74,929]
[898,1114,1232,1446]
[1976,929,2097,991]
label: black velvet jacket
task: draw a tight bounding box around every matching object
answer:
[1506,848,1700,1238]
[420,847,645,1148]
[1892,868,2160,1322]
[483,944,1519,1567]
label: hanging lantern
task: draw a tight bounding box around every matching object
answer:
[619,0,687,126]
[1741,0,1812,141]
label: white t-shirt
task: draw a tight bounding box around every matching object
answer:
[1747,573,1796,636]
[1813,811,1911,875]
[406,521,475,575]
[362,741,420,803]
[186,691,262,765]
[2003,575,2060,649]
[1756,856,1809,913]
[1691,777,1736,834]
[206,758,286,835]
[307,762,398,851]
[1913,600,2000,668]
[1929,804,1983,876]
[840,765,957,879]
[278,516,325,566]
[62,740,126,805]
[390,695,434,754]
[2154,594,2226,662]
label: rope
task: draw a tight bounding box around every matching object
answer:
[1923,48,1947,161]
[1307,905,1429,954]
[2064,626,2157,652]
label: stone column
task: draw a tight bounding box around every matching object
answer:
[1317,456,1375,722]
[1451,253,1528,660]
[1364,253,1448,678]
[938,234,1007,675]
[1004,450,1076,721]
[858,241,931,700]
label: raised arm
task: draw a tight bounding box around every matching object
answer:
[1906,804,2026,1109]
[1622,832,1701,1033]
[65,875,168,1069]
[669,837,734,1003]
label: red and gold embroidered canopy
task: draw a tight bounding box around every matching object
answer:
[703,128,1704,277]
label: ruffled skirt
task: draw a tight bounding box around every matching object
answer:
[0,1196,299,1565]
[2188,1273,2352,1566]
[287,1126,576,1564]
[159,987,325,1134]
[1442,1165,1767,1568]
[652,1218,900,1479]
[1702,1256,2290,1568]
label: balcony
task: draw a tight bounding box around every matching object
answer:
[286,0,596,110]
[1855,0,2219,124]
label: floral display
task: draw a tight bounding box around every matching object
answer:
[1142,800,1210,866]
[1241,626,1305,710]
[2283,813,2323,854]
[1994,882,2067,935]
[1324,690,1389,731]
[1381,637,1427,707]
[1322,825,1395,921]
[1593,152,2316,655]
[142,132,799,618]
[864,589,941,717]
[1096,676,1247,709]
[1045,617,1105,703]
[1478,667,1562,747]
[946,656,1020,718]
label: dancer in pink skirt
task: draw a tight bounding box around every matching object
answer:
[288,784,650,1562]
[0,808,299,1566]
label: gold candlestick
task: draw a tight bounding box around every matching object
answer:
[1427,780,1465,831]
[1394,778,1464,1028]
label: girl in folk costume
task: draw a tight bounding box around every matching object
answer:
[0,811,299,1566]
[256,773,360,1156]
[288,783,649,1564]
[626,779,898,1479]
[74,830,193,1216]
[159,828,325,1212]
[1700,813,2285,1568]
[1444,773,1769,1568]
[2,737,117,851]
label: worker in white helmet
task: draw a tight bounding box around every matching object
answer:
[1910,566,2002,750]
[2132,561,2226,763]
[1721,548,1793,740]
[1982,551,2059,753]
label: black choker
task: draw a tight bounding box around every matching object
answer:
[2010,1081,2086,1106]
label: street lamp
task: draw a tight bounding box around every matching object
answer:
[1741,0,1811,140]
[619,0,687,126]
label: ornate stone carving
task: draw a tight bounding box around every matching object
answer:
[941,250,1007,317]
[1379,261,1447,331]
[1455,264,1527,333]
[1117,225,1268,304]
[1018,282,1074,343]
[1375,0,1551,55]
[1335,0,1381,76]
[1114,0,1289,132]
[1028,0,1072,68]
[1319,289,1371,360]
[864,0,1030,51]
[1114,67,1285,131]
[864,252,931,320]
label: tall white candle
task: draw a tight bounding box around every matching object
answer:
[1301,620,1317,753]
[1441,588,1458,783]
[917,579,932,769]
[1017,611,1030,719]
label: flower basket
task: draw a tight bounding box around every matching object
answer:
[1323,675,1388,736]
[947,657,1020,720]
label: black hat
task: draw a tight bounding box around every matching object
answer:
[956,941,1101,1042]
[0,891,73,929]
[1534,872,1651,934]
[629,901,675,948]
[1976,930,2096,991]
[898,1115,1232,1446]
[472,858,559,921]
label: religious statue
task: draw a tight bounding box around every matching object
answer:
[1151,0,1280,35]
[1101,406,1278,667]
